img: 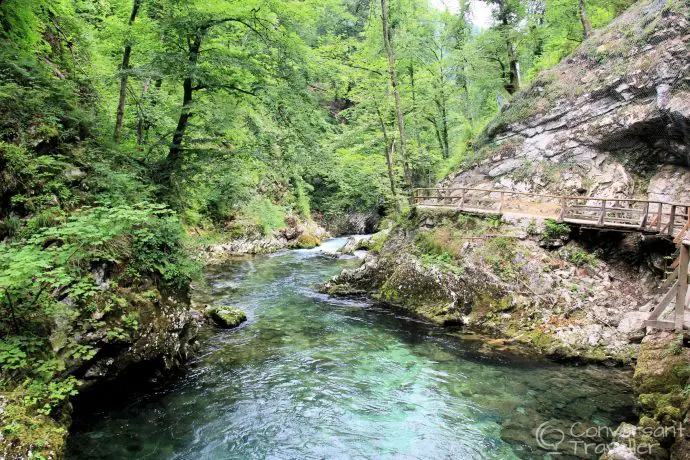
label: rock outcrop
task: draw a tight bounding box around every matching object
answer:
[202,218,329,260]
[0,273,199,459]
[323,208,659,363]
[74,283,198,388]
[443,0,689,203]
[603,332,690,459]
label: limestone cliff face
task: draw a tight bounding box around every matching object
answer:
[444,0,689,202]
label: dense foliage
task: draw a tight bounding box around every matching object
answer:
[0,0,634,455]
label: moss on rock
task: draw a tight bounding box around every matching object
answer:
[288,233,321,249]
[205,306,247,329]
[633,332,690,396]
[0,391,67,460]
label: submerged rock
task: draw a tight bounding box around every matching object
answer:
[205,306,247,328]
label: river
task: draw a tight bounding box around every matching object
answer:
[67,237,634,459]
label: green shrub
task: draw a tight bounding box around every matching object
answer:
[563,247,599,268]
[0,203,197,427]
[241,198,286,236]
[542,219,570,240]
[415,227,463,260]
[483,236,518,281]
[0,214,22,239]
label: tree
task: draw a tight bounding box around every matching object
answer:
[579,0,593,38]
[113,0,142,142]
[380,0,412,189]
[489,0,523,94]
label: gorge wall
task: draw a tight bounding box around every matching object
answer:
[442,0,689,203]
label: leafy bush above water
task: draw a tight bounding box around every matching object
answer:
[0,203,198,454]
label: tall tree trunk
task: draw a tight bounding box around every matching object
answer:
[506,42,520,94]
[579,0,593,39]
[113,0,142,142]
[437,98,449,158]
[380,0,412,190]
[376,107,397,200]
[435,56,450,159]
[166,35,203,182]
[409,63,425,149]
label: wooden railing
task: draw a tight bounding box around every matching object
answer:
[644,240,689,331]
[412,187,690,238]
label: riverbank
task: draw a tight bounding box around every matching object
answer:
[323,207,670,365]
[198,218,330,262]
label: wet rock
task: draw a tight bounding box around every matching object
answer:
[602,442,640,460]
[203,219,329,260]
[338,237,358,255]
[632,332,690,396]
[205,306,247,329]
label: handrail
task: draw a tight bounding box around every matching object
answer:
[413,187,690,207]
[412,186,689,240]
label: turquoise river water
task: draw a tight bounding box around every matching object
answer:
[67,237,635,459]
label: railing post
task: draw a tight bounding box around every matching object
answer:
[639,202,649,230]
[499,191,505,213]
[657,202,663,232]
[558,197,567,221]
[598,199,606,226]
[669,205,677,236]
[459,188,466,208]
[675,242,688,331]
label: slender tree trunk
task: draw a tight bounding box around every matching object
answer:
[114,0,142,142]
[409,63,425,148]
[579,0,593,39]
[435,57,450,159]
[380,0,412,190]
[136,78,151,147]
[166,35,203,181]
[376,107,397,200]
[437,98,449,158]
[427,115,445,157]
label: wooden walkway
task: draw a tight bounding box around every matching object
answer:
[412,187,690,331]
[412,187,690,239]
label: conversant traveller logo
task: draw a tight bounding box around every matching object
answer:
[534,421,683,456]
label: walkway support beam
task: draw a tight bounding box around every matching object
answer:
[676,242,689,331]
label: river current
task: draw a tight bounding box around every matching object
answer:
[67,237,634,459]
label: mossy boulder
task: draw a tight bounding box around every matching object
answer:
[632,332,690,396]
[288,233,320,249]
[205,306,247,329]
[621,331,690,453]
